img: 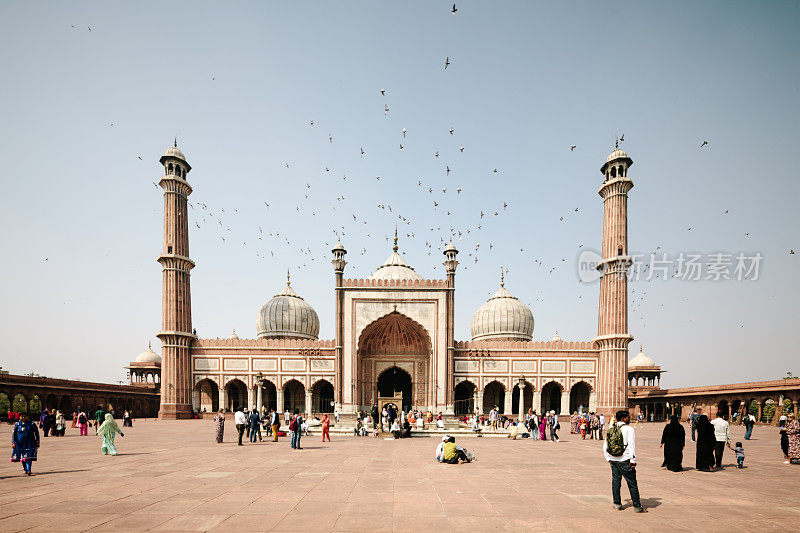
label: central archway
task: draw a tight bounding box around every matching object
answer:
[357,311,431,409]
[541,381,563,414]
[377,366,412,412]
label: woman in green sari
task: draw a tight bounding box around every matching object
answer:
[98,413,124,455]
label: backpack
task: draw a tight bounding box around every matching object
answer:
[288,417,297,432]
[78,413,87,425]
[605,423,627,457]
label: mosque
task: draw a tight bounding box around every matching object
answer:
[151,143,637,420]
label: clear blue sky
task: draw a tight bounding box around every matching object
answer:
[1,1,798,386]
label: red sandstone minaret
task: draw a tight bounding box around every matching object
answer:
[157,141,195,419]
[331,240,347,411]
[595,144,634,417]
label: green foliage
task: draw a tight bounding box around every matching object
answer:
[12,394,27,413]
[29,395,42,414]
[761,400,776,422]
[748,400,759,415]
[0,393,9,414]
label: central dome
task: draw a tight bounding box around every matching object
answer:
[470,277,534,342]
[369,231,424,281]
[256,279,319,340]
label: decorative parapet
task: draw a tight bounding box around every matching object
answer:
[454,339,599,352]
[194,337,335,349]
[340,278,450,289]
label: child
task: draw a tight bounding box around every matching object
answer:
[734,441,745,468]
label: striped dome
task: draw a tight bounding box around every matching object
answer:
[256,283,319,340]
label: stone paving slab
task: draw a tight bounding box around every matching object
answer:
[1,420,799,531]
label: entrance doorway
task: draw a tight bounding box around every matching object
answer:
[541,381,562,414]
[569,381,591,414]
[377,367,412,412]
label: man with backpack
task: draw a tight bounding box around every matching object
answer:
[604,410,646,513]
[289,409,304,449]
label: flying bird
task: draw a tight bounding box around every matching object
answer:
[620,134,624,142]
[329,134,333,143]
[570,145,576,151]
[361,147,365,157]
[137,154,142,160]
[451,3,457,14]
[402,127,407,137]
[449,128,454,135]
[380,88,386,95]
[444,57,450,70]
[385,104,389,115]
[459,145,464,152]
[446,166,451,176]
[700,140,708,148]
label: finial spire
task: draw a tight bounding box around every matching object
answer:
[148,340,152,350]
[640,345,643,353]
[393,227,398,253]
[500,266,504,287]
[615,137,619,149]
[286,268,291,286]
[174,137,178,148]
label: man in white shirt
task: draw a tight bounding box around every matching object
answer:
[710,411,732,469]
[234,409,247,446]
[435,435,448,462]
[603,410,646,513]
[598,413,606,439]
[490,407,499,431]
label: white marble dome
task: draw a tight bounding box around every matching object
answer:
[256,283,319,340]
[605,148,629,163]
[370,251,424,281]
[163,145,187,162]
[135,343,161,364]
[629,347,656,369]
[470,283,534,342]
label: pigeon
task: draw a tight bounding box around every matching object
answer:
[446,166,451,176]
[400,143,404,150]
[309,120,314,126]
[449,127,454,135]
[361,148,365,157]
[381,88,386,95]
[791,250,796,255]
[570,145,576,151]
[620,134,624,141]
[137,155,142,160]
[402,127,407,137]
[459,145,464,152]
[435,151,439,158]
[451,3,457,14]
[700,140,708,148]
[385,104,389,115]
[329,134,333,143]
[444,57,450,70]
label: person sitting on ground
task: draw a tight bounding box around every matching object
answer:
[435,435,448,462]
[402,419,412,438]
[353,418,363,436]
[508,421,520,440]
[442,436,472,464]
[390,419,401,439]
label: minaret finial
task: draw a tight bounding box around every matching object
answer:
[500,266,505,287]
[174,136,178,148]
[286,268,291,286]
[148,340,152,350]
[615,137,619,149]
[640,345,643,353]
[393,227,398,253]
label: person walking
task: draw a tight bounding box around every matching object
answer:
[234,408,246,446]
[785,413,800,464]
[549,411,560,442]
[321,414,331,442]
[660,415,685,472]
[538,414,547,441]
[248,407,262,443]
[695,414,716,472]
[94,406,105,436]
[290,409,304,449]
[97,413,124,456]
[490,407,499,431]
[598,412,606,440]
[689,409,700,442]
[710,412,732,469]
[77,410,89,436]
[11,412,40,476]
[123,410,131,427]
[743,413,755,440]
[269,408,280,441]
[71,410,78,429]
[213,409,225,444]
[54,411,66,436]
[604,410,646,513]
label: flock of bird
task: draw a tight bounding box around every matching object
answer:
[127,3,790,330]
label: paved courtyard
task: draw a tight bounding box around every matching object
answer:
[1,419,798,532]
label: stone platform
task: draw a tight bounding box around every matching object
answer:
[1,420,798,531]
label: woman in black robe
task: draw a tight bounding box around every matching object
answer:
[695,414,716,471]
[661,415,685,471]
